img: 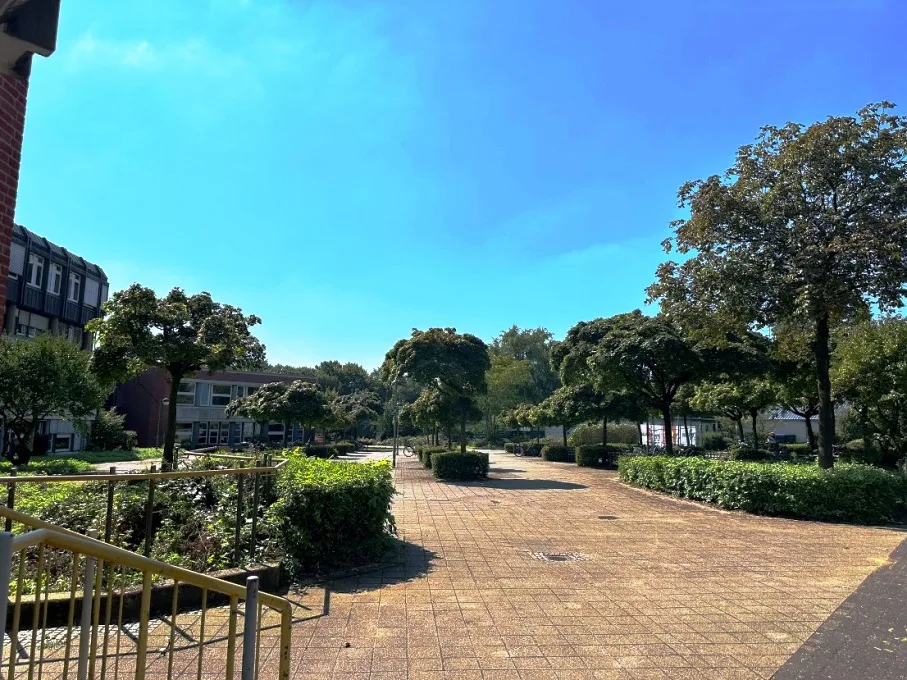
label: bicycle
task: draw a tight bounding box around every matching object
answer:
[402,444,416,457]
[512,443,524,457]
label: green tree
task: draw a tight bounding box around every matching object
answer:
[478,355,534,441]
[832,317,907,466]
[315,361,373,395]
[382,328,490,452]
[490,326,560,403]
[0,334,108,464]
[536,385,608,447]
[88,285,265,468]
[649,103,907,468]
[226,380,328,445]
[407,387,482,449]
[692,378,777,448]
[331,390,382,440]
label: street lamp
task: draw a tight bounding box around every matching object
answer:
[156,397,170,447]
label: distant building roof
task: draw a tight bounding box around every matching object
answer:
[767,408,817,421]
[13,224,107,281]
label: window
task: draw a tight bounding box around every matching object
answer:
[176,381,196,405]
[52,434,73,452]
[9,243,25,278]
[27,254,44,287]
[175,422,194,444]
[47,263,63,295]
[37,421,49,435]
[68,273,82,302]
[241,422,254,441]
[197,421,208,443]
[84,278,100,307]
[234,385,246,398]
[211,384,232,406]
[15,311,49,338]
[219,423,230,445]
[67,326,82,344]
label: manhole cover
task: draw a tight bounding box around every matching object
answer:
[530,552,584,563]
[598,515,618,520]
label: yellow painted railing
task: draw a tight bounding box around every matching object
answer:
[0,505,292,680]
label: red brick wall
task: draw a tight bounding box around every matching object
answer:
[0,72,29,322]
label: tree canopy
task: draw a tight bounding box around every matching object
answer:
[0,334,108,464]
[489,326,560,403]
[382,328,490,452]
[88,285,265,467]
[226,380,328,444]
[648,103,907,467]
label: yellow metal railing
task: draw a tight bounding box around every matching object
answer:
[0,506,292,680]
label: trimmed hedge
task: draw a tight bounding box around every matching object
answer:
[728,445,770,461]
[618,455,907,524]
[304,444,339,459]
[334,441,356,455]
[417,446,449,469]
[432,451,489,480]
[541,445,572,462]
[504,443,516,454]
[267,456,395,573]
[576,444,612,468]
[702,433,728,451]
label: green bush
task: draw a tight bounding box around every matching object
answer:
[504,443,515,454]
[786,443,813,455]
[728,445,770,461]
[618,456,907,524]
[333,441,356,455]
[432,451,489,480]
[576,445,612,468]
[304,444,338,459]
[417,446,449,469]
[702,433,728,451]
[267,457,395,573]
[88,408,134,451]
[541,445,572,462]
[568,422,639,447]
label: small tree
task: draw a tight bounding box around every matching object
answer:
[226,380,328,446]
[382,328,490,453]
[0,334,108,464]
[692,378,777,448]
[89,408,133,451]
[649,103,907,468]
[331,390,382,440]
[88,285,265,468]
[536,385,604,447]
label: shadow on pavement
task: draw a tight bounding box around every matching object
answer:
[489,467,526,474]
[315,538,438,594]
[462,478,587,491]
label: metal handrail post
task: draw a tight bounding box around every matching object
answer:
[241,576,259,680]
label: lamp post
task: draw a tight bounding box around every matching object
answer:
[156,397,170,447]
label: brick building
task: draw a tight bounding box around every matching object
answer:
[109,369,317,448]
[1,0,62,324]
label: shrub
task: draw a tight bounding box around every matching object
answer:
[267,457,395,573]
[576,445,612,468]
[417,446,449,469]
[304,444,338,459]
[334,441,356,455]
[358,438,376,447]
[432,451,489,480]
[88,408,133,451]
[702,433,728,451]
[504,443,516,454]
[569,422,639,446]
[728,444,770,461]
[786,443,813,455]
[541,445,572,462]
[618,456,907,524]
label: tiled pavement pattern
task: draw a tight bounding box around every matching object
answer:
[14,451,905,678]
[285,452,904,680]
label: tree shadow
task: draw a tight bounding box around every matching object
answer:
[311,538,438,594]
[489,467,526,474]
[456,478,588,491]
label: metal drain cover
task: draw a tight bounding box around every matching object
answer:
[598,515,618,520]
[530,551,584,563]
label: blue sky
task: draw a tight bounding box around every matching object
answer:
[15,0,906,368]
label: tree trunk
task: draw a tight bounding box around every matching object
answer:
[804,415,816,451]
[162,373,183,470]
[460,414,467,453]
[813,313,835,469]
[736,419,745,443]
[683,413,691,447]
[661,403,674,455]
[750,410,759,450]
[637,422,643,446]
[283,421,290,447]
[446,428,452,450]
[562,425,568,447]
[602,418,608,446]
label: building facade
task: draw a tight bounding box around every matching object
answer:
[1,0,62,326]
[0,225,109,454]
[110,369,317,449]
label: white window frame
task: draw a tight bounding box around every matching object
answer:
[27,254,44,288]
[52,434,73,453]
[211,384,232,406]
[68,273,82,303]
[47,263,63,296]
[176,381,196,405]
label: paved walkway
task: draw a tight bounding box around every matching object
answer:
[284,451,905,679]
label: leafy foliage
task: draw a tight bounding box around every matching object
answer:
[88,285,265,467]
[89,408,134,452]
[489,326,560,403]
[619,456,907,524]
[226,380,329,443]
[431,451,489,480]
[576,444,612,468]
[649,103,907,468]
[541,445,572,462]
[0,334,108,464]
[266,455,395,574]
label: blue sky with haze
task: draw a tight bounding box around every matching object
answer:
[15,0,906,368]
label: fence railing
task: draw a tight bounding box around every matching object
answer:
[0,455,286,567]
[0,507,292,679]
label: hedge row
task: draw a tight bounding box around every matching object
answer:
[576,445,614,468]
[268,456,395,573]
[541,445,573,462]
[304,444,338,459]
[503,442,542,456]
[433,451,489,480]
[416,445,450,469]
[618,456,907,524]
